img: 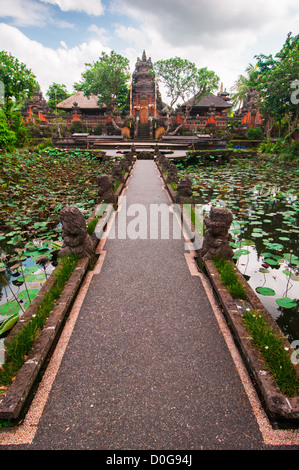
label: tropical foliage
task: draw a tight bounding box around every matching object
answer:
[254,32,299,137]
[74,50,130,130]
[154,57,219,134]
[46,82,71,112]
[0,51,37,105]
[0,51,39,151]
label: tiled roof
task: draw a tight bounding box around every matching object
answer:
[56,91,105,109]
[183,93,232,108]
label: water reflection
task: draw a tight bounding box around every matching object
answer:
[186,160,299,343]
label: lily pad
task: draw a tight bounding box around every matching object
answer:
[267,243,284,250]
[275,298,297,309]
[24,265,39,274]
[263,258,279,266]
[17,289,39,300]
[0,302,20,316]
[234,249,251,257]
[256,287,276,296]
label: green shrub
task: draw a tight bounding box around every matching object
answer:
[246,127,264,140]
[0,111,17,152]
[94,124,102,135]
[70,119,83,133]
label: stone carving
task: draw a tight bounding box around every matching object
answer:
[166,163,178,184]
[59,206,94,259]
[200,206,234,260]
[112,163,124,183]
[124,151,134,164]
[175,176,193,203]
[98,175,116,204]
[120,157,130,173]
[137,151,154,160]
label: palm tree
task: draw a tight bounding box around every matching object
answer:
[230,63,257,112]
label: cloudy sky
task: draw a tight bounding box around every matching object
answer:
[0,0,299,102]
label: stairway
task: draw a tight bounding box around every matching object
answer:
[137,123,150,140]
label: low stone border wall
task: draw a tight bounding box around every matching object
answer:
[204,260,299,423]
[0,160,134,421]
[0,258,90,420]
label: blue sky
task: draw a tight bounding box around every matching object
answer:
[0,0,299,103]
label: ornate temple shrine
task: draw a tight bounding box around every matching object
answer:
[21,51,262,142]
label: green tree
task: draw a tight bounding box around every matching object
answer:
[254,32,299,138]
[0,51,38,150]
[0,51,38,105]
[74,51,130,130]
[0,108,17,151]
[46,82,70,112]
[154,57,219,134]
[231,64,258,111]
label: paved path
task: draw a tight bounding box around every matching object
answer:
[1,161,299,451]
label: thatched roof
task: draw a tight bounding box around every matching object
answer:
[56,91,105,109]
[182,93,232,109]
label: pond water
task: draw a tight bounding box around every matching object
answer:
[178,157,299,343]
[0,147,114,363]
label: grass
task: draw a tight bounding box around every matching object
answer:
[87,217,100,235]
[213,256,247,300]
[0,254,78,390]
[183,203,205,236]
[243,309,299,397]
[114,180,121,192]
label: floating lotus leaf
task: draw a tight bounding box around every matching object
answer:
[263,258,279,266]
[234,249,251,256]
[24,265,39,273]
[256,287,276,296]
[0,302,20,316]
[266,243,284,250]
[275,298,297,309]
[17,289,39,300]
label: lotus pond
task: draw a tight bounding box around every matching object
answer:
[176,155,299,343]
[0,147,113,361]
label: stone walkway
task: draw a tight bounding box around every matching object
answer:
[1,161,299,451]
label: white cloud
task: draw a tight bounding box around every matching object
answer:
[1,1,299,105]
[114,24,147,49]
[0,0,49,26]
[41,0,105,16]
[110,0,299,94]
[88,24,109,44]
[113,0,299,47]
[0,23,110,95]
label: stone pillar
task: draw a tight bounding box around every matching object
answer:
[200,206,234,260]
